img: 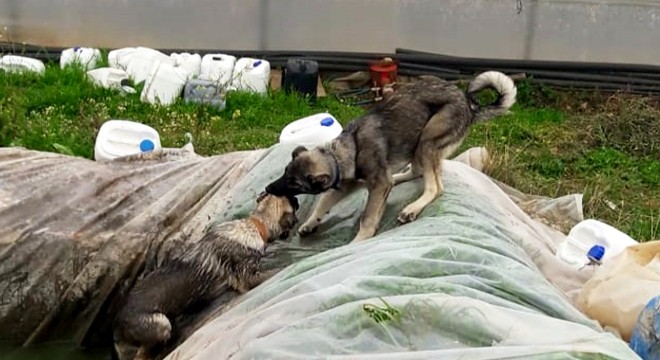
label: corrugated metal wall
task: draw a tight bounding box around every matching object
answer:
[1,0,660,65]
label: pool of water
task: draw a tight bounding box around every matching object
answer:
[0,342,109,360]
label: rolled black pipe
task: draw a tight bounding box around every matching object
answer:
[259,56,374,66]
[541,84,660,96]
[154,49,389,59]
[396,62,461,74]
[524,70,660,86]
[395,48,463,59]
[529,78,660,93]
[393,53,660,74]
[607,72,660,81]
[315,64,368,72]
[397,69,472,80]
[400,68,660,94]
[7,41,660,92]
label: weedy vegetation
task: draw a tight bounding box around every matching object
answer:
[1,60,658,241]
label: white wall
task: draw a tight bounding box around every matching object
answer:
[1,0,660,65]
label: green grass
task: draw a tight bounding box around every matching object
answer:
[0,63,363,158]
[1,63,659,241]
[460,83,660,241]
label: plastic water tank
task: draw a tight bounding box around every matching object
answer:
[231,58,271,94]
[183,79,226,110]
[0,55,45,75]
[108,47,137,69]
[87,67,129,89]
[125,47,175,84]
[555,219,639,269]
[282,58,319,100]
[279,113,343,145]
[630,296,660,360]
[200,54,236,88]
[140,60,188,106]
[94,120,162,161]
[60,47,101,70]
[170,52,202,80]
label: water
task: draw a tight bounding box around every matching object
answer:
[0,342,108,360]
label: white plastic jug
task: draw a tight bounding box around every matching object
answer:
[60,47,101,70]
[94,120,162,161]
[140,61,188,106]
[170,52,202,80]
[279,113,343,145]
[231,57,270,94]
[87,67,129,89]
[200,54,236,88]
[126,47,175,84]
[556,219,639,269]
[0,55,45,75]
[108,47,137,69]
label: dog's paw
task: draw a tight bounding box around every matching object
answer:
[298,223,318,236]
[351,234,372,243]
[397,209,419,224]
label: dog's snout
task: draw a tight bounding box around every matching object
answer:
[265,178,285,195]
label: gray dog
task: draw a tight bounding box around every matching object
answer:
[112,193,299,360]
[264,71,516,243]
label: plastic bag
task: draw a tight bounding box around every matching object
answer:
[166,143,637,360]
[0,146,267,345]
[577,240,660,341]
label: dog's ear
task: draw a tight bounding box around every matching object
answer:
[292,146,308,159]
[307,174,331,190]
[279,212,298,236]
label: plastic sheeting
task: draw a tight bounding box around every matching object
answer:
[0,146,267,346]
[166,144,638,360]
[0,143,638,359]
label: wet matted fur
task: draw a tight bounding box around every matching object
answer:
[264,71,517,243]
[112,194,299,360]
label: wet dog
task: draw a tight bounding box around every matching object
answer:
[264,71,516,242]
[112,193,299,360]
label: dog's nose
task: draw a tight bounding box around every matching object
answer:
[265,178,285,195]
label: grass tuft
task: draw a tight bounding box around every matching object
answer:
[1,62,659,241]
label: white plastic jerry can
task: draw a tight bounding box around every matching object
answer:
[94,120,162,161]
[60,47,102,70]
[140,61,188,106]
[200,54,237,88]
[230,57,271,94]
[0,55,46,75]
[555,219,639,269]
[279,113,343,145]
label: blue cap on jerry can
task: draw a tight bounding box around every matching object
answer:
[587,245,606,262]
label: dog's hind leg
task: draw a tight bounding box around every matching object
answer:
[299,183,359,236]
[397,143,442,224]
[352,176,393,243]
[397,106,463,224]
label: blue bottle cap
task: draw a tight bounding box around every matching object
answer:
[587,245,605,262]
[320,118,334,127]
[74,46,81,52]
[253,60,262,67]
[139,139,155,152]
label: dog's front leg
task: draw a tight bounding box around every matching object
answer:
[299,184,358,236]
[351,179,393,243]
[249,268,281,288]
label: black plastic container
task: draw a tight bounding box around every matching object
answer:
[282,58,319,100]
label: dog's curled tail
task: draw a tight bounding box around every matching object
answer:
[467,71,517,123]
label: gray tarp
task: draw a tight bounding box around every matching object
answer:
[0,144,638,359]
